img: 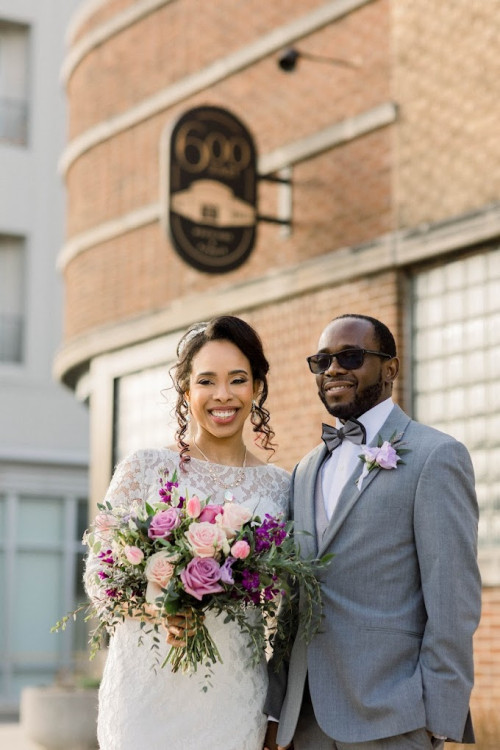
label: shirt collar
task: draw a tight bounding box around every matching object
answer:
[336,398,394,446]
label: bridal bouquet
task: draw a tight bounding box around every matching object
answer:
[54,468,330,678]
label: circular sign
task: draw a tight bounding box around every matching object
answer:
[167,106,258,274]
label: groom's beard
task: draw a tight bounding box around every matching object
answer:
[319,373,383,421]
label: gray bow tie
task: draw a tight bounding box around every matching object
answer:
[321,419,367,453]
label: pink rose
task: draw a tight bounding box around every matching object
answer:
[148,508,181,540]
[230,540,250,559]
[186,495,202,518]
[185,521,229,558]
[94,512,118,539]
[124,545,144,565]
[198,504,224,524]
[216,503,252,539]
[145,550,178,602]
[180,558,223,601]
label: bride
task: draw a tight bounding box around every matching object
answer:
[84,315,290,750]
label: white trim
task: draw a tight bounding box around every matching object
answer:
[258,101,397,174]
[53,202,500,389]
[57,203,159,270]
[59,0,377,175]
[62,0,176,82]
[57,101,397,270]
[65,0,109,44]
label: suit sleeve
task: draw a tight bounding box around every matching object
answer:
[414,438,481,741]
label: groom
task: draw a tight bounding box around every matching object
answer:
[264,314,481,750]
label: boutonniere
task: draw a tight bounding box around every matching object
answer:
[356,432,409,491]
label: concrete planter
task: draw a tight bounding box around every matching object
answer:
[20,685,98,750]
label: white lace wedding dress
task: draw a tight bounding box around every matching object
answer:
[84,448,290,750]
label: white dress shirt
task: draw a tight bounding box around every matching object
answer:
[321,398,395,520]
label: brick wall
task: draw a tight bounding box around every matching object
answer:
[392,0,500,228]
[63,0,393,340]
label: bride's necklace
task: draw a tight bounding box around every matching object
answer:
[192,437,247,490]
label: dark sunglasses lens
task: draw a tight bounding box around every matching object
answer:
[308,350,366,373]
[336,350,364,369]
[307,354,330,373]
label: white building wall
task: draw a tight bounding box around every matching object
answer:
[0,0,87,460]
[0,0,88,715]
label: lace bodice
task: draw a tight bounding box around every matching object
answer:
[85,448,290,750]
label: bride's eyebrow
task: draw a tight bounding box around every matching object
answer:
[196,369,249,377]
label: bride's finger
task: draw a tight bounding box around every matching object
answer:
[166,631,188,647]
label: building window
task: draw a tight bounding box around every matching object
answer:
[113,364,177,465]
[0,20,29,147]
[412,248,500,563]
[0,236,25,363]
[0,492,87,709]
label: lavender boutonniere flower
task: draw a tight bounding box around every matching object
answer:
[356,432,409,491]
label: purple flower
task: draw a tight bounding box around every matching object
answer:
[220,557,235,584]
[105,588,118,598]
[158,489,171,503]
[246,590,261,605]
[98,571,109,580]
[98,549,115,565]
[374,441,399,469]
[148,508,181,540]
[356,437,405,490]
[158,472,179,503]
[255,515,287,552]
[263,585,278,601]
[241,569,260,591]
[180,558,224,601]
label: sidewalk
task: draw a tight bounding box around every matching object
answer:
[0,722,40,749]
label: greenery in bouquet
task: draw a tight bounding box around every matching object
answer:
[54,468,331,680]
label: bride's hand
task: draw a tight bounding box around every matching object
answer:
[262,721,292,750]
[164,611,203,647]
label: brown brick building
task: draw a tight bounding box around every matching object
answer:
[56,0,500,737]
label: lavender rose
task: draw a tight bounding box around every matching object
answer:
[148,508,181,540]
[374,441,399,469]
[180,558,224,601]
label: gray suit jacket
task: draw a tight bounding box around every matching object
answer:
[266,405,481,744]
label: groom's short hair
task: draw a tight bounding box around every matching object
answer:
[332,314,397,358]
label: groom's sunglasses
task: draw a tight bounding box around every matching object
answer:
[307,348,393,374]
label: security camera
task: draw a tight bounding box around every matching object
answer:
[278,48,300,72]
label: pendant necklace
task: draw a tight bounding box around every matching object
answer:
[192,437,247,490]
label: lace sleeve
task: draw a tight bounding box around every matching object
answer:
[83,453,145,607]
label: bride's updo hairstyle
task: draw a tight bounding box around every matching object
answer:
[172,315,275,466]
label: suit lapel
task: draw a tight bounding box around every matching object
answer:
[318,405,411,556]
[294,445,328,559]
